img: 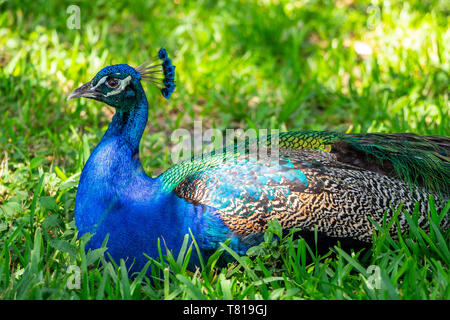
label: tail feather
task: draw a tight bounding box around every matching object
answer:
[342,133,450,194]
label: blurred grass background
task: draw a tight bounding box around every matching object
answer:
[0,0,449,299]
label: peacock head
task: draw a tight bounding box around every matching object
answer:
[68,48,176,109]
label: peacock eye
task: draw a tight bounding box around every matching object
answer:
[105,77,120,88]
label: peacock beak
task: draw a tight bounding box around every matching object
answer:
[67,80,100,101]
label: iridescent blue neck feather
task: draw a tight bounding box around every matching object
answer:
[102,88,148,153]
[73,59,247,274]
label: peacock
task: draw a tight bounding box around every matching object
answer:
[68,49,449,273]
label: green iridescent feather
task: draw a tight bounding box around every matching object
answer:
[341,133,450,194]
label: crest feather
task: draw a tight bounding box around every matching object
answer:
[136,48,176,99]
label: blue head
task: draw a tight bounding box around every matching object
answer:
[68,48,176,108]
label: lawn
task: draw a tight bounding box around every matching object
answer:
[0,0,449,299]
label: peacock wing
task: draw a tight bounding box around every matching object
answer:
[159,131,353,236]
[159,131,449,241]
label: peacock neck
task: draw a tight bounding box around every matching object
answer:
[102,93,148,154]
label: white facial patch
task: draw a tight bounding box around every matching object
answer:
[90,75,132,97]
[105,75,132,97]
[91,76,108,91]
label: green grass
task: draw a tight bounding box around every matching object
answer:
[0,0,449,299]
